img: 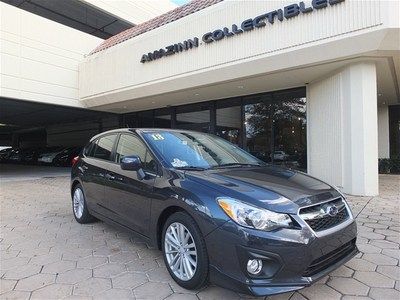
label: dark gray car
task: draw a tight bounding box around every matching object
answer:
[70,128,358,296]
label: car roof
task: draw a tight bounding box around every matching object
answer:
[89,128,202,142]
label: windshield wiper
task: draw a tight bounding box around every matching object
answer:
[211,163,262,169]
[175,166,208,171]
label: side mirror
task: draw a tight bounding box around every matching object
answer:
[120,155,142,171]
[120,155,146,180]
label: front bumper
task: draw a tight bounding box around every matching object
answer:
[205,219,358,296]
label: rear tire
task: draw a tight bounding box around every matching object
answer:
[162,211,209,290]
[72,184,95,224]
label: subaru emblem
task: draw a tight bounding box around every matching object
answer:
[326,205,339,217]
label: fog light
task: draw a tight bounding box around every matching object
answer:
[247,259,263,275]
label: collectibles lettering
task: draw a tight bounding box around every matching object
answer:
[140,0,344,63]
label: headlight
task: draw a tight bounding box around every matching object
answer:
[217,197,292,231]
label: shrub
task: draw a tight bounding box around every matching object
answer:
[379,157,400,174]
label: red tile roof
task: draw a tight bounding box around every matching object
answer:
[89,0,223,55]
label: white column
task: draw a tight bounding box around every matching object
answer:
[378,105,390,159]
[307,62,379,196]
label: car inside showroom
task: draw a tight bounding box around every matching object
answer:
[0,0,399,299]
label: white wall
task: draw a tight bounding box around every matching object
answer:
[378,105,390,158]
[0,2,102,107]
[307,71,343,188]
[81,0,177,25]
[307,62,379,196]
[79,0,396,108]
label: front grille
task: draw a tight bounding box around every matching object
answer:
[303,238,356,277]
[306,209,349,231]
[299,198,349,232]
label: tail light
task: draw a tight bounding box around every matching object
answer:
[71,156,79,167]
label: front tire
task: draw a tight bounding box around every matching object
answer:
[162,211,209,290]
[72,184,95,224]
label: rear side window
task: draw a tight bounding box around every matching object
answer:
[92,135,116,161]
[84,142,95,157]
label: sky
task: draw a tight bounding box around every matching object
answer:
[171,0,190,6]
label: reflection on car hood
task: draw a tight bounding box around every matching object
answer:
[185,166,341,214]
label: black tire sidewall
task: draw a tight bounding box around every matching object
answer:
[162,211,209,290]
[72,184,93,224]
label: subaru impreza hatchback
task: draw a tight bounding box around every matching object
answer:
[70,128,358,296]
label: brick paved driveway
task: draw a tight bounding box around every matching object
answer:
[0,172,399,299]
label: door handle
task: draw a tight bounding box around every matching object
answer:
[82,165,88,170]
[105,173,115,181]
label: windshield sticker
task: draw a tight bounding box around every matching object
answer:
[171,158,188,168]
[151,133,164,141]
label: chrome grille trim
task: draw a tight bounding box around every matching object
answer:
[298,197,352,235]
[300,198,346,220]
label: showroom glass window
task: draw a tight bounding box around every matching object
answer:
[176,102,210,132]
[216,97,242,146]
[136,110,155,128]
[243,89,307,171]
[154,108,172,128]
[122,87,307,171]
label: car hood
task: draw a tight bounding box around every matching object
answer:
[185,166,341,214]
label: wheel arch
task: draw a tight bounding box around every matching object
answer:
[156,205,188,250]
[70,178,82,197]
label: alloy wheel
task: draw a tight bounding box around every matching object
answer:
[73,187,84,219]
[164,222,198,281]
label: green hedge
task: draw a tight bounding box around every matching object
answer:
[379,157,400,174]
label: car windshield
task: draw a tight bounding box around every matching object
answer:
[142,130,264,170]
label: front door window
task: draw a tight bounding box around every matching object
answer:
[115,134,157,173]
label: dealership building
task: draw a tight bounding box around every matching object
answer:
[1,0,399,197]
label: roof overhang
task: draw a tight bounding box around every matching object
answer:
[78,0,400,112]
